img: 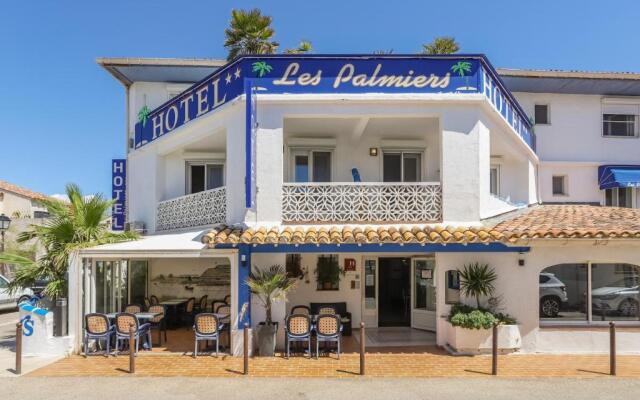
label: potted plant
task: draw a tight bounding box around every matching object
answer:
[445,263,521,354]
[314,256,344,290]
[246,265,297,356]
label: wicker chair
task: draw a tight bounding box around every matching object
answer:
[148,305,167,346]
[211,300,226,313]
[285,314,312,358]
[150,295,159,305]
[143,297,151,310]
[194,295,208,313]
[223,294,231,304]
[215,304,231,348]
[290,305,311,315]
[181,297,196,328]
[317,306,337,315]
[84,313,114,357]
[114,313,151,356]
[193,313,223,357]
[124,304,142,314]
[315,314,342,359]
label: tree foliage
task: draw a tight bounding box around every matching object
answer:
[422,37,460,55]
[224,8,279,61]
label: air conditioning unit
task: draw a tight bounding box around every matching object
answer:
[125,221,146,234]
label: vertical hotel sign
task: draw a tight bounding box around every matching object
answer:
[111,159,126,231]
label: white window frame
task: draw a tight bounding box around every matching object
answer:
[380,149,425,183]
[551,175,568,196]
[601,100,640,138]
[540,261,640,327]
[288,148,334,183]
[185,160,226,194]
[603,187,635,208]
[490,164,501,196]
[534,104,550,125]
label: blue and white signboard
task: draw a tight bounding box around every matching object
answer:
[111,159,126,231]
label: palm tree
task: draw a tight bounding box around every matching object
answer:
[458,262,497,309]
[224,8,279,61]
[251,61,273,78]
[422,37,460,55]
[0,184,137,299]
[284,40,313,54]
[451,61,472,77]
[137,106,151,127]
[246,265,297,324]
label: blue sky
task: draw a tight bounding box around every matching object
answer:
[1,0,639,197]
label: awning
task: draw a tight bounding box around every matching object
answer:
[598,165,640,190]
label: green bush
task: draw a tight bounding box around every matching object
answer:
[448,303,516,329]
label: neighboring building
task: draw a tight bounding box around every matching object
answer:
[0,180,49,219]
[67,55,640,356]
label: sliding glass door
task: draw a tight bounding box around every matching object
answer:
[93,260,127,313]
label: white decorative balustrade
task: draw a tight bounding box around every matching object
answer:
[156,187,226,231]
[282,182,442,223]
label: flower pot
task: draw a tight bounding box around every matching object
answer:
[445,321,521,354]
[256,322,278,356]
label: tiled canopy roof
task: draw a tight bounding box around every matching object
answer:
[202,205,640,247]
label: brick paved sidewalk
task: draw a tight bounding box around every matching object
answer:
[28,351,640,378]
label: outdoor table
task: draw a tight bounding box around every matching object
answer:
[105,312,162,321]
[159,298,190,327]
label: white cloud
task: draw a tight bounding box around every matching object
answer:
[49,193,96,203]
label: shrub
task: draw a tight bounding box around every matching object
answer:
[448,303,516,329]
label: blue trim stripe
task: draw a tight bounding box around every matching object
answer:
[215,242,529,254]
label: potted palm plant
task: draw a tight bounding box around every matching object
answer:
[445,263,521,354]
[246,265,297,356]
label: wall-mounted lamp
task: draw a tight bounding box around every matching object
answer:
[518,250,525,267]
[240,254,247,268]
[369,147,378,156]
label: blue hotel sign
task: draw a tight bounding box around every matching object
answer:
[111,159,126,231]
[134,55,534,151]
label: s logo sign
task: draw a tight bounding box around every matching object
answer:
[20,315,34,336]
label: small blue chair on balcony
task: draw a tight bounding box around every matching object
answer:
[285,314,312,358]
[83,313,114,357]
[351,168,362,182]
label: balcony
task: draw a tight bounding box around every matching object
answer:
[282,182,442,224]
[156,187,226,231]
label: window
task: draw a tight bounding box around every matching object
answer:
[534,104,550,125]
[540,263,640,324]
[383,152,422,182]
[445,270,460,304]
[605,187,634,208]
[490,165,500,196]
[33,210,49,219]
[285,254,303,279]
[0,276,7,289]
[364,259,376,309]
[552,175,567,196]
[187,162,224,194]
[603,114,638,137]
[291,150,332,183]
[316,254,340,290]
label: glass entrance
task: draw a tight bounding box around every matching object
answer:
[93,260,127,313]
[411,258,436,331]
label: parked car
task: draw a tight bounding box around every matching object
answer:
[539,272,569,318]
[0,274,33,311]
[592,278,640,317]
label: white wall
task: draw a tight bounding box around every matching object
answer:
[148,257,230,302]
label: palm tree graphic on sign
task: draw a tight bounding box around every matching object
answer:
[450,61,473,91]
[252,61,273,77]
[137,105,151,127]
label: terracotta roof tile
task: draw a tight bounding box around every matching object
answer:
[201,205,640,247]
[0,180,47,201]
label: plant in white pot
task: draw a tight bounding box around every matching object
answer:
[246,265,297,356]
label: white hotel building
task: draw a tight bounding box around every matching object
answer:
[68,55,640,355]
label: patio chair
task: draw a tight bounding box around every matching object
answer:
[143,297,151,310]
[114,312,152,356]
[181,297,196,329]
[194,295,208,313]
[124,304,142,314]
[211,300,226,313]
[150,295,159,305]
[215,304,231,347]
[285,314,312,359]
[223,294,231,304]
[148,305,167,346]
[317,306,337,316]
[351,167,362,182]
[83,313,114,357]
[193,313,224,357]
[291,305,311,316]
[315,314,342,359]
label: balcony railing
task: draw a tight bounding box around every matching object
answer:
[282,182,442,223]
[156,187,226,231]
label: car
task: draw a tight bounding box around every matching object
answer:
[539,272,569,318]
[592,278,640,317]
[0,274,33,311]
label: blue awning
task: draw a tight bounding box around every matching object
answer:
[598,165,640,189]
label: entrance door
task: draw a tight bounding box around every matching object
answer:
[411,258,436,331]
[378,257,411,327]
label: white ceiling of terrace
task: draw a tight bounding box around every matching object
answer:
[284,117,438,139]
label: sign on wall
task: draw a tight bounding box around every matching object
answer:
[111,159,126,231]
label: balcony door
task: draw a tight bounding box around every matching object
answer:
[187,162,224,194]
[411,258,436,331]
[383,152,422,182]
[291,150,332,183]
